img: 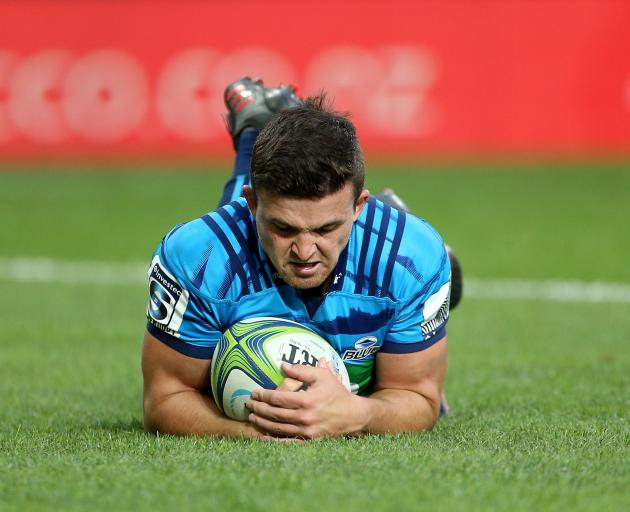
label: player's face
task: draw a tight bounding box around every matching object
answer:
[244,183,369,290]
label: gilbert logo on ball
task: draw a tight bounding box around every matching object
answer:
[210,317,351,421]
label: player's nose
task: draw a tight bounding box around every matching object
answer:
[291,233,316,261]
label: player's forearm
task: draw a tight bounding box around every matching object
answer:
[143,389,260,438]
[355,388,440,435]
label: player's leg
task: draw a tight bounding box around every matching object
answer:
[218,77,301,208]
[217,128,257,208]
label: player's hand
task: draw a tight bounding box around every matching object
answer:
[253,359,340,442]
[317,357,344,384]
[246,361,367,439]
[275,376,304,392]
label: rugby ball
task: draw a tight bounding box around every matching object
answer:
[210,316,350,421]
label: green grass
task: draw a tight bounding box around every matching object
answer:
[1,164,629,511]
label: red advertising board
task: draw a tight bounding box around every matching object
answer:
[1,0,629,159]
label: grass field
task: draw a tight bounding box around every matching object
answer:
[1,163,629,511]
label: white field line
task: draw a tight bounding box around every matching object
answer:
[0,257,147,285]
[465,278,630,304]
[2,257,630,304]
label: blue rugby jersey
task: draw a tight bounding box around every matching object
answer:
[146,196,451,394]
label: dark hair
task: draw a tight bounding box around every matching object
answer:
[250,94,365,200]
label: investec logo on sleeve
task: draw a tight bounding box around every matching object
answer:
[147,255,189,337]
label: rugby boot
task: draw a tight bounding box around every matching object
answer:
[224,76,302,148]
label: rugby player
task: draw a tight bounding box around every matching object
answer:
[142,77,462,439]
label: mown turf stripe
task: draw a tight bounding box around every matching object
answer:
[2,257,630,303]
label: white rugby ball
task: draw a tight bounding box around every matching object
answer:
[210,316,350,421]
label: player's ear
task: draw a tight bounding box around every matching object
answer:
[243,185,257,215]
[353,189,369,221]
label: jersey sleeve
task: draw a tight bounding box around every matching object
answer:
[145,226,224,360]
[380,218,451,354]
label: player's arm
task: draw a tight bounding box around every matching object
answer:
[142,330,265,438]
[362,336,447,433]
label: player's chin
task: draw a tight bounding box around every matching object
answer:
[286,276,327,290]
[283,267,329,290]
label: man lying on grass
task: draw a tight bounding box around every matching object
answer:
[142,77,462,440]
